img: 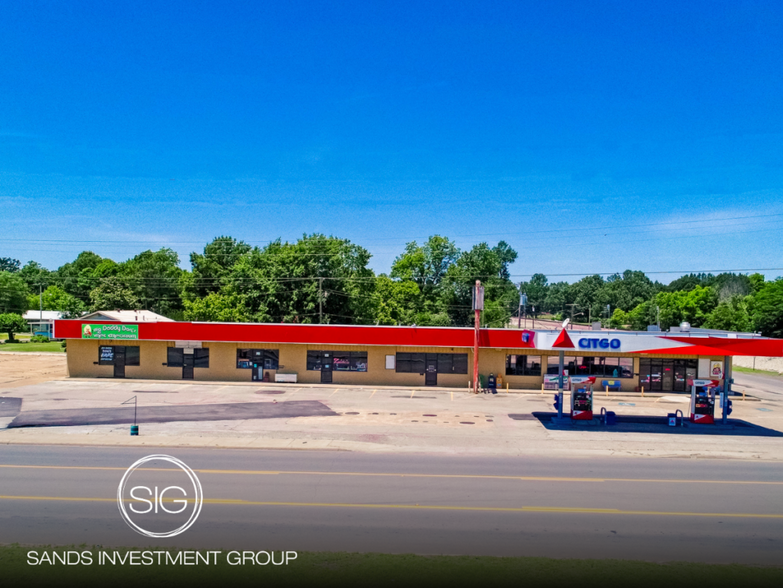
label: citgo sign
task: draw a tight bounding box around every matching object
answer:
[578,338,621,350]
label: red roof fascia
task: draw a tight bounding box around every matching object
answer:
[662,337,783,357]
[53,321,783,356]
[55,320,479,348]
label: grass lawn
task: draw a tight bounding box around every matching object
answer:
[0,341,65,352]
[733,366,782,377]
[3,546,782,588]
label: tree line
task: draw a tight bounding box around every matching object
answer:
[1,234,782,339]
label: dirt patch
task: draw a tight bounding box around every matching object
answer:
[0,353,67,390]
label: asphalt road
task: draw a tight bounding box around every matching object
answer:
[2,445,783,565]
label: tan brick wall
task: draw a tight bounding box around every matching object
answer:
[65,339,724,391]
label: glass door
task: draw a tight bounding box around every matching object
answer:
[182,353,194,380]
[321,352,332,384]
[113,346,126,378]
[425,354,438,386]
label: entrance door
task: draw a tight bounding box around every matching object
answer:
[321,352,333,384]
[425,354,438,386]
[113,346,126,379]
[182,353,194,380]
[251,350,263,381]
[662,359,674,391]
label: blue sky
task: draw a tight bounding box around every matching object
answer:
[2,0,782,282]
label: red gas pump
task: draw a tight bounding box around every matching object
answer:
[690,379,720,424]
[570,376,596,420]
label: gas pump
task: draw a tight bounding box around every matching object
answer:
[690,379,720,424]
[570,376,596,420]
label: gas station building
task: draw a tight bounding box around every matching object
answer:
[53,320,783,393]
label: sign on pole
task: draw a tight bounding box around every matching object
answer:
[472,285,485,310]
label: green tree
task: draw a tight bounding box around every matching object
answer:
[0,271,30,314]
[390,235,459,317]
[442,242,518,327]
[519,274,548,318]
[709,273,751,302]
[568,274,605,322]
[543,281,570,315]
[121,248,183,317]
[748,273,765,294]
[57,251,108,301]
[26,285,86,318]
[753,279,783,337]
[224,234,376,324]
[703,296,752,332]
[183,292,251,322]
[0,258,21,273]
[89,277,141,312]
[0,313,27,341]
[666,273,711,292]
[602,270,659,313]
[184,236,253,299]
[371,276,421,325]
[18,261,56,291]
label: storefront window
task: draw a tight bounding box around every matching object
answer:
[395,353,425,373]
[99,346,115,366]
[333,351,368,372]
[307,351,324,371]
[98,346,139,366]
[167,348,184,367]
[193,348,210,368]
[396,353,465,374]
[506,355,542,376]
[437,353,469,374]
[237,349,279,369]
[640,358,695,391]
[124,346,140,366]
[547,355,632,378]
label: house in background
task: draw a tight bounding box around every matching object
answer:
[80,310,174,322]
[22,310,64,337]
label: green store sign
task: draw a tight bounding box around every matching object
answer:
[81,324,139,340]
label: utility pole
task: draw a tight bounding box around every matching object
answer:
[318,277,324,324]
[566,303,577,328]
[517,285,522,329]
[472,280,484,394]
[517,286,527,330]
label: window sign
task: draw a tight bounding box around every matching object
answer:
[99,346,115,365]
[82,324,138,340]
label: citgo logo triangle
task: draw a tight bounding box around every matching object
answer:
[552,328,575,348]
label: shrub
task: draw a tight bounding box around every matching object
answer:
[31,335,50,343]
[61,340,67,349]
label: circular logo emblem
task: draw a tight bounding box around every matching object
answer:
[117,454,203,538]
